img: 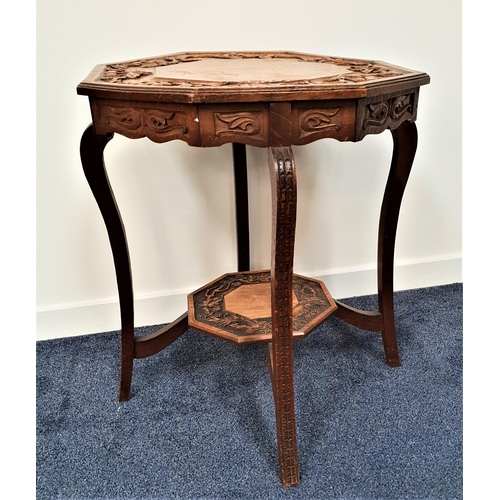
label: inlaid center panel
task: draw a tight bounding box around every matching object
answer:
[224,284,299,319]
[155,58,351,83]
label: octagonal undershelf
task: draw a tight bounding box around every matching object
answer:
[188,270,337,344]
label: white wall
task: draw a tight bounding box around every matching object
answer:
[36,0,462,339]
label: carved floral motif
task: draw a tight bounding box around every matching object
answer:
[100,67,153,83]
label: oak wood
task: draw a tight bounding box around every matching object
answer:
[268,146,300,487]
[377,120,418,366]
[77,51,430,104]
[232,143,250,272]
[269,102,292,147]
[291,100,356,144]
[134,313,189,359]
[91,99,201,146]
[267,342,276,403]
[355,88,420,141]
[77,51,429,487]
[224,283,299,318]
[86,92,423,148]
[80,125,135,402]
[187,271,336,345]
[198,103,269,147]
[332,300,384,331]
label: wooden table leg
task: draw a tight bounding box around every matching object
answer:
[80,124,135,402]
[232,143,250,272]
[378,121,418,366]
[268,146,300,487]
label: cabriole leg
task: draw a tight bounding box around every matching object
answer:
[80,124,135,402]
[378,121,418,366]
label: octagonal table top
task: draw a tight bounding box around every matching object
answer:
[77,51,430,103]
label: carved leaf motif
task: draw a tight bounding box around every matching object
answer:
[214,112,261,136]
[300,109,341,132]
[101,67,153,83]
[361,93,415,135]
[346,62,402,78]
[391,95,413,119]
[104,108,142,130]
[145,111,174,129]
[143,110,188,135]
[100,106,190,139]
[365,102,390,127]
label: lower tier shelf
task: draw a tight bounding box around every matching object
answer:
[187,270,337,344]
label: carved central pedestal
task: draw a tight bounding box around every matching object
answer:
[187,270,337,344]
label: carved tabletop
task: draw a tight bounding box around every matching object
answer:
[77,51,430,488]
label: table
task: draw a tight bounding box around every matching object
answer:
[77,51,430,487]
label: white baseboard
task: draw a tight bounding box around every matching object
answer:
[36,256,462,341]
[315,255,462,302]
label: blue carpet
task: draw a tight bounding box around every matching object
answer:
[36,283,462,499]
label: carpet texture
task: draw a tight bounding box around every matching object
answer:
[36,283,462,499]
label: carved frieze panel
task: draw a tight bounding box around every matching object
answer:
[91,100,200,145]
[214,111,262,137]
[198,104,269,147]
[356,89,419,140]
[291,100,356,144]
